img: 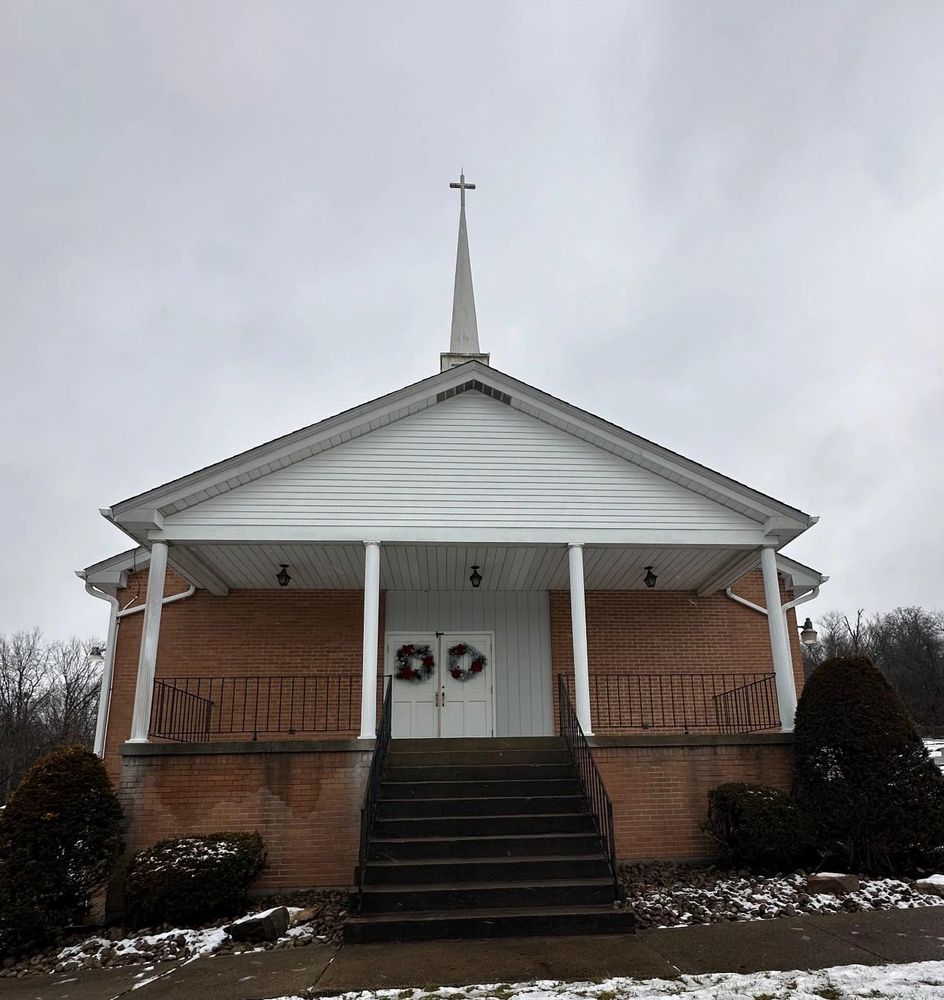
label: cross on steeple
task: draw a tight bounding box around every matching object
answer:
[449,170,476,208]
[440,169,489,371]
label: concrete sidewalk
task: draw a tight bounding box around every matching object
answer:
[1,908,943,1000]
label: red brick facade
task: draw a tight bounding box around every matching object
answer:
[104,566,803,889]
[592,737,794,860]
[549,571,805,732]
[104,569,382,780]
[116,746,371,891]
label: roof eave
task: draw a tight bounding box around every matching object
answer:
[109,361,815,535]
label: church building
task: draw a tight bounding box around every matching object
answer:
[78,174,826,940]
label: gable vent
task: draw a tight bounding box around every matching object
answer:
[437,379,512,405]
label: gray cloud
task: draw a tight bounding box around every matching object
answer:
[1,0,942,638]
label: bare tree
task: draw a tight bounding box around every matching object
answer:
[803,607,944,732]
[0,631,102,801]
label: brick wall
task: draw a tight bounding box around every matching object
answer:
[116,747,370,891]
[549,571,806,732]
[593,738,794,860]
[103,569,383,780]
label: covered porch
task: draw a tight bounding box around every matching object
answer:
[86,538,822,751]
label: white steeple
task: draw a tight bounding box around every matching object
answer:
[441,171,490,372]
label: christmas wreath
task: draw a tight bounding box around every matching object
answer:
[395,643,435,682]
[448,642,487,682]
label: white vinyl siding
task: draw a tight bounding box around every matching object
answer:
[167,392,756,534]
[385,590,553,737]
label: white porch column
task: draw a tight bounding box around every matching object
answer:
[760,545,798,732]
[359,541,382,740]
[568,543,593,735]
[128,540,169,743]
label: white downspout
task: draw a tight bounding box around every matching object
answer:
[118,584,196,618]
[724,585,820,616]
[82,578,197,757]
[84,581,120,758]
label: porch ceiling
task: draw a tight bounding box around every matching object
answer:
[181,542,743,593]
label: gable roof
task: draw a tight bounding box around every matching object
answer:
[105,361,816,544]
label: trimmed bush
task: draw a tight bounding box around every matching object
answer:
[124,832,266,927]
[793,654,944,873]
[0,746,124,953]
[705,783,809,869]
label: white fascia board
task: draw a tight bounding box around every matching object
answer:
[79,546,150,580]
[150,524,772,547]
[112,361,814,535]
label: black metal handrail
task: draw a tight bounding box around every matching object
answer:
[714,674,780,734]
[557,676,618,896]
[357,676,393,909]
[149,675,373,741]
[573,672,778,734]
[150,680,213,742]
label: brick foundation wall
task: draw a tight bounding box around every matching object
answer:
[592,736,794,861]
[116,745,371,892]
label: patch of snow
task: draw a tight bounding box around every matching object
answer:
[299,961,944,1000]
[229,906,283,926]
[619,866,944,929]
[920,874,944,886]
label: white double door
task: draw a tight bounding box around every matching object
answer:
[386,631,494,739]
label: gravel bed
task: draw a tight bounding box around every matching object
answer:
[0,889,350,979]
[617,861,944,929]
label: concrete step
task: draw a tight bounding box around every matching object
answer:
[385,763,575,782]
[390,737,566,752]
[373,812,596,838]
[364,855,612,885]
[380,778,582,799]
[360,878,616,913]
[378,795,587,818]
[344,904,635,942]
[368,831,602,861]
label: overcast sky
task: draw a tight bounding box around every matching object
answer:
[2,1,942,641]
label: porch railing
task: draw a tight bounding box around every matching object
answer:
[148,675,376,741]
[151,680,213,742]
[357,676,393,909]
[581,671,780,734]
[714,674,780,734]
[558,676,618,896]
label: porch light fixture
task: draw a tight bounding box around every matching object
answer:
[88,646,105,665]
[469,565,483,589]
[643,566,658,589]
[800,617,818,645]
[276,564,292,588]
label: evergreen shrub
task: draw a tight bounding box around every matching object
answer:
[0,746,124,953]
[124,832,266,927]
[793,654,944,872]
[705,782,808,869]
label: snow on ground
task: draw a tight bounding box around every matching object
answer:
[48,907,320,973]
[271,961,944,1000]
[618,865,944,929]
